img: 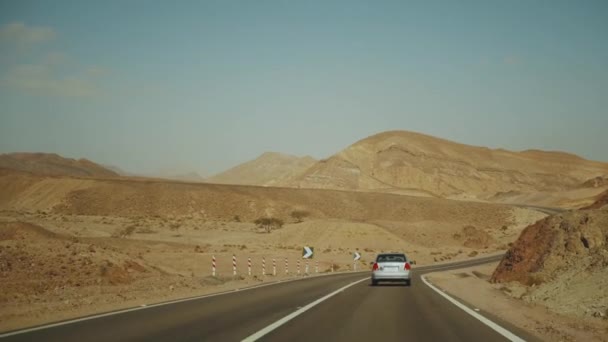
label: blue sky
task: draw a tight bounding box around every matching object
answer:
[1,1,607,175]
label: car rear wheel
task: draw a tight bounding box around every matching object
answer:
[371,280,378,286]
[405,279,411,287]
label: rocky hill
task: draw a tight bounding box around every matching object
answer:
[0,153,118,178]
[491,205,608,319]
[288,131,608,199]
[207,152,316,186]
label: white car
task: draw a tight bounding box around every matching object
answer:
[371,253,413,286]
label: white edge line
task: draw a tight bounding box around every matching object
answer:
[0,271,366,338]
[242,277,370,342]
[421,275,525,342]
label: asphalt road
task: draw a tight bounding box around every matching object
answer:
[1,255,538,342]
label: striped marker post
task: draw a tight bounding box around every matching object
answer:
[305,260,309,274]
[272,258,276,276]
[285,258,288,275]
[212,255,216,277]
[248,257,252,276]
[262,257,266,277]
[233,254,237,276]
[297,260,300,275]
[315,261,318,273]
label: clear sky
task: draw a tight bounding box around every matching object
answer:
[1,1,607,175]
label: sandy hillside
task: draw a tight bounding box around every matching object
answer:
[0,168,538,226]
[0,153,118,178]
[287,131,608,202]
[582,190,608,210]
[0,169,548,331]
[491,206,608,320]
[207,152,316,186]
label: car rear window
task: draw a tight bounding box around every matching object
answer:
[376,254,406,262]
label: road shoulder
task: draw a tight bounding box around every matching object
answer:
[425,263,608,342]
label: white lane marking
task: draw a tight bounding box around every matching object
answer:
[242,277,370,342]
[0,272,365,338]
[421,276,525,342]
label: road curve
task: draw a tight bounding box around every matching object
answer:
[0,255,539,342]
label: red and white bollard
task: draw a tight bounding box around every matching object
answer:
[273,258,276,276]
[262,257,266,276]
[248,257,251,276]
[212,255,216,277]
[233,254,237,276]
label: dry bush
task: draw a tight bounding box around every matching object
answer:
[253,217,284,233]
[112,225,136,238]
[290,210,310,223]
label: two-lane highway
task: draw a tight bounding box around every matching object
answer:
[1,255,538,342]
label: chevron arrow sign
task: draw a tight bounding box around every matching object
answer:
[302,246,314,259]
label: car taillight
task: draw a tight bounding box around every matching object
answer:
[372,263,379,271]
[404,262,411,271]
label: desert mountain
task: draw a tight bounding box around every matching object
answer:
[0,153,118,178]
[207,152,316,186]
[288,131,608,199]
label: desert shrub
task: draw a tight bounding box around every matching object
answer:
[253,217,284,233]
[290,210,310,223]
[233,215,241,222]
[112,225,136,238]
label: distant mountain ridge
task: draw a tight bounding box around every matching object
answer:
[207,152,316,186]
[0,153,118,178]
[285,130,608,199]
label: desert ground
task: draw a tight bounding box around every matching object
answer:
[0,169,547,332]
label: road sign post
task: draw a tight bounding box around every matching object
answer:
[212,255,216,277]
[353,252,361,271]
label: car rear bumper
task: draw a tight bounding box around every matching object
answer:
[372,271,410,281]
